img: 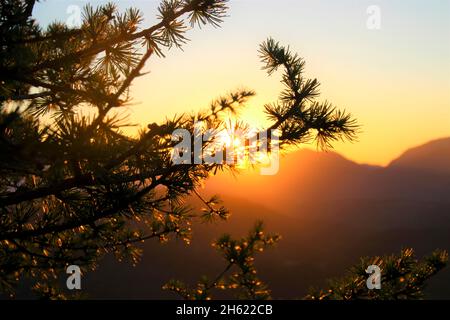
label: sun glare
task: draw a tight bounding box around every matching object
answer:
[212,118,277,170]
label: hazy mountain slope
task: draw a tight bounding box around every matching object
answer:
[205,149,375,212]
[206,145,450,218]
[83,195,450,299]
[82,138,450,299]
[389,137,450,175]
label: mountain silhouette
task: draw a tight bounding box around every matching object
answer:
[80,137,450,299]
[206,138,450,222]
[389,137,450,175]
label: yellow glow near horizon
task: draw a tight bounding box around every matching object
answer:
[113,0,449,167]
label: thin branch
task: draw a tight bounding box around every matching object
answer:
[5,91,53,101]
[0,172,172,240]
[91,47,154,129]
[206,262,233,291]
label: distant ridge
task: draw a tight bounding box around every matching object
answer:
[206,137,450,211]
[388,137,450,175]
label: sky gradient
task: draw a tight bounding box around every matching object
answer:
[34,0,450,166]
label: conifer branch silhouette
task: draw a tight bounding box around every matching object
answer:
[1,0,442,300]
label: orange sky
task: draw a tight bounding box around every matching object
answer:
[35,0,450,166]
